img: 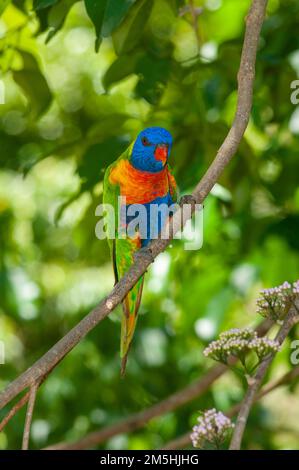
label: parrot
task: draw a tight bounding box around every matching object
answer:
[103,127,177,375]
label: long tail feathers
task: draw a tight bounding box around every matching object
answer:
[120,277,144,376]
[120,310,135,376]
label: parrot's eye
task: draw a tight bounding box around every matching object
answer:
[141,136,151,146]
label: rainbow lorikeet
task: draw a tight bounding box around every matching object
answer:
[103,127,177,375]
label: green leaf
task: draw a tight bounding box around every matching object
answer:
[13,50,52,116]
[11,0,27,12]
[78,138,128,190]
[84,0,137,52]
[112,0,153,55]
[103,50,170,101]
[84,0,106,52]
[33,0,58,10]
[103,51,142,89]
[0,0,11,16]
[46,0,78,43]
[54,190,82,225]
[135,54,171,104]
[0,132,19,169]
[101,0,136,37]
[87,114,129,142]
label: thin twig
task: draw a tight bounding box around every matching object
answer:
[45,364,226,450]
[22,383,39,450]
[0,391,30,433]
[161,364,299,450]
[229,304,299,450]
[179,4,203,18]
[257,364,299,397]
[0,0,268,446]
[189,0,203,49]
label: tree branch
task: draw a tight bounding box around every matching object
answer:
[45,320,270,450]
[45,364,226,450]
[0,0,268,447]
[0,391,29,433]
[21,383,39,450]
[161,364,299,450]
[229,303,299,450]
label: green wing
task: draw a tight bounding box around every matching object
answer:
[167,163,178,202]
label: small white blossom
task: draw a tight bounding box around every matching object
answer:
[256,280,299,322]
[203,328,280,368]
[203,328,257,363]
[248,337,280,359]
[191,409,234,449]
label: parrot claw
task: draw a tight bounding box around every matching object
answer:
[134,246,155,264]
[179,194,198,208]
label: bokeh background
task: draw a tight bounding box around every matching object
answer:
[1,0,299,450]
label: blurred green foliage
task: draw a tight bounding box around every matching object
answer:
[0,0,299,450]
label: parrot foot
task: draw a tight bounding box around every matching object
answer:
[134,246,155,264]
[179,194,198,208]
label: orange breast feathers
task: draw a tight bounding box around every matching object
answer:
[109,159,176,205]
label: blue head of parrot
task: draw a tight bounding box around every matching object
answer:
[131,127,173,173]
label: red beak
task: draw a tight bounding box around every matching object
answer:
[154,144,168,165]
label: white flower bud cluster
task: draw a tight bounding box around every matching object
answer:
[203,328,256,363]
[203,328,280,364]
[247,337,280,359]
[256,280,299,322]
[191,409,234,449]
[293,280,299,294]
[219,327,256,342]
